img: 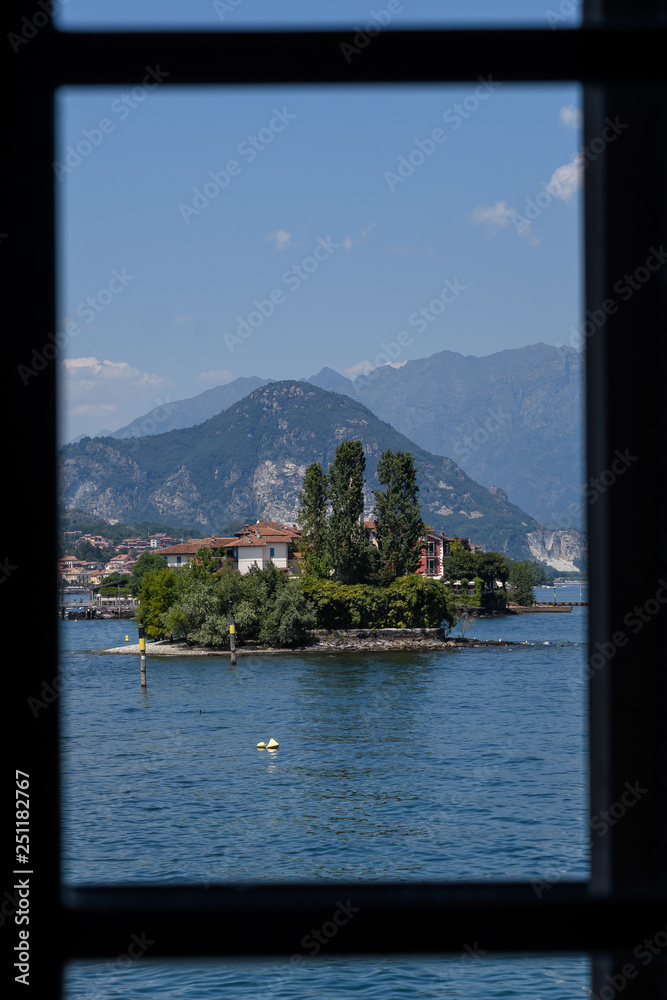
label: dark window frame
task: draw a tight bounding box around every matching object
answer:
[6,2,667,998]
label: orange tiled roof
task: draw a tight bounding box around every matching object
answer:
[160,524,300,555]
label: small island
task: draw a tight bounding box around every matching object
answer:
[89,443,574,656]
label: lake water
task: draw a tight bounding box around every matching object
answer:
[61,588,591,998]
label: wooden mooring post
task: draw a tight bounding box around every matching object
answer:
[138,624,147,689]
[229,599,237,666]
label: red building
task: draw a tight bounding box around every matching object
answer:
[415,529,452,579]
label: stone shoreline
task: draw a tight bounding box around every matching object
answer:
[100,628,526,656]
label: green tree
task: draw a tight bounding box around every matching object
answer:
[297,461,330,577]
[135,568,180,639]
[260,581,317,647]
[74,538,107,563]
[99,572,132,596]
[129,551,168,595]
[299,574,456,630]
[442,538,477,581]
[476,551,510,588]
[373,449,425,584]
[508,560,535,606]
[525,560,555,586]
[326,439,369,584]
[384,575,457,628]
[162,582,230,646]
[240,562,287,608]
[183,546,219,584]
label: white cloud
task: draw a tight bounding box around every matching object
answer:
[63,356,166,412]
[468,201,516,232]
[198,369,234,382]
[63,357,157,381]
[266,229,292,251]
[343,360,374,379]
[61,357,170,443]
[547,153,584,202]
[471,200,540,244]
[70,403,118,417]
[341,221,377,251]
[559,104,583,129]
[63,356,100,370]
[343,356,406,379]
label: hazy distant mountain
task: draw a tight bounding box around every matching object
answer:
[59,381,539,558]
[99,344,584,527]
[309,344,584,528]
[109,376,270,438]
[307,366,358,398]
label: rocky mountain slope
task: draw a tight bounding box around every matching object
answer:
[60,381,539,559]
[104,344,584,527]
[309,343,584,527]
[527,527,586,573]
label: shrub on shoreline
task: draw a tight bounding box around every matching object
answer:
[300,574,456,631]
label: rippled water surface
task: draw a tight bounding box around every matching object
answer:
[62,593,590,997]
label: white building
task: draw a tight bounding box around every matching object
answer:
[159,521,301,575]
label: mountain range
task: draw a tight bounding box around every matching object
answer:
[106,343,584,528]
[60,380,540,559]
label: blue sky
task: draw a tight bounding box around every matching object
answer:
[55,1,583,443]
[56,0,581,30]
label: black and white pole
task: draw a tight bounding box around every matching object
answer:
[138,624,147,689]
[229,599,237,666]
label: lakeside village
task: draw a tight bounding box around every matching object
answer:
[58,444,577,650]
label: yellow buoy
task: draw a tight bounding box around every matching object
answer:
[256,742,266,749]
[267,738,279,749]
[125,635,129,641]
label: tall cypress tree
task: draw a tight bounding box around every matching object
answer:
[296,461,329,576]
[373,449,425,584]
[326,439,369,584]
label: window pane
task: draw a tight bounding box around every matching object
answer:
[54,0,581,31]
[65,956,591,1000]
[57,83,586,887]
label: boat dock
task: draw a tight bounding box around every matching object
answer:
[59,602,139,620]
[511,601,588,613]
